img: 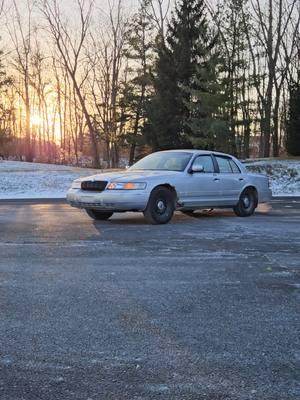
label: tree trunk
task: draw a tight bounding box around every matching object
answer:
[73,79,100,168]
[129,143,136,166]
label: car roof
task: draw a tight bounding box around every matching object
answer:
[156,149,234,158]
[157,150,247,172]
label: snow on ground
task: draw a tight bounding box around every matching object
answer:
[245,159,300,197]
[0,159,299,199]
[0,161,106,199]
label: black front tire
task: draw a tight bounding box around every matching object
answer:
[144,186,175,225]
[233,189,257,217]
[86,209,113,220]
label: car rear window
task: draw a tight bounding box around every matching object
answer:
[215,156,233,173]
[229,159,241,173]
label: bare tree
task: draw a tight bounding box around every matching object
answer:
[143,0,171,43]
[88,0,127,167]
[41,0,100,167]
[273,8,300,155]
[242,0,299,157]
[0,0,4,16]
[7,0,35,161]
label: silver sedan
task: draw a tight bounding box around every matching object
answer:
[66,150,272,224]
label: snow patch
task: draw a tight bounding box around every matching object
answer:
[0,160,107,199]
[245,159,300,197]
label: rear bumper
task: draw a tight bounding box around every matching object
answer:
[258,189,273,203]
[66,189,149,211]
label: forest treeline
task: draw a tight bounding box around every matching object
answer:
[0,0,299,168]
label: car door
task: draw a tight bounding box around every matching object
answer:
[213,155,245,205]
[183,154,221,207]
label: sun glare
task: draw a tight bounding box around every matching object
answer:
[30,115,42,126]
[29,113,61,144]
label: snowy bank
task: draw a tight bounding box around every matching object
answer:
[245,159,300,197]
[0,161,107,199]
[0,159,299,199]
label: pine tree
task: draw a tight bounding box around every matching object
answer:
[286,80,300,156]
[121,0,154,163]
[186,54,230,151]
[146,0,226,151]
[176,0,229,151]
[145,44,184,150]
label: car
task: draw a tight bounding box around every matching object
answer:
[66,150,272,224]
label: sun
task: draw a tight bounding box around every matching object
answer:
[30,114,42,126]
[29,113,61,143]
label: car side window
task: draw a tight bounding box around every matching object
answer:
[215,156,233,173]
[193,155,215,173]
[229,159,241,173]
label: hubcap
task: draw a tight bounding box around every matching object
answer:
[243,195,250,208]
[156,200,166,214]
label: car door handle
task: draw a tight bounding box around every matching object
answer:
[214,178,220,181]
[238,178,244,181]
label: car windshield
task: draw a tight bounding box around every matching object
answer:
[129,152,193,172]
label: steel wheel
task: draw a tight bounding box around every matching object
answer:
[144,187,175,224]
[233,188,257,217]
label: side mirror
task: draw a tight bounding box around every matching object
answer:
[191,164,205,173]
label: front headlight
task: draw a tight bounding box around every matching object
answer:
[71,180,82,189]
[106,182,147,190]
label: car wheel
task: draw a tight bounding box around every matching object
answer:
[143,186,175,225]
[233,188,257,217]
[86,209,113,220]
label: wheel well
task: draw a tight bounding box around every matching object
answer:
[244,186,258,207]
[152,184,178,200]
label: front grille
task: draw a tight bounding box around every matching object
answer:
[81,181,108,192]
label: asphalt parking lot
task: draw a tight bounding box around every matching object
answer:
[0,198,299,400]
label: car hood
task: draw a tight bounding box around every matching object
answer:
[78,170,181,183]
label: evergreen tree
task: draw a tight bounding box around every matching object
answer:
[121,0,154,163]
[186,54,230,151]
[146,0,226,151]
[145,44,183,150]
[286,80,300,156]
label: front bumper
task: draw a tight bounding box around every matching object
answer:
[66,189,149,211]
